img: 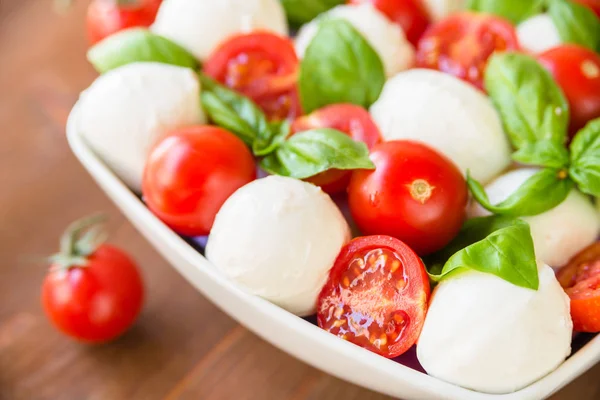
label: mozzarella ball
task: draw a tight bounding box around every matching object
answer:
[517,14,562,54]
[295,4,415,77]
[417,263,572,394]
[469,168,600,268]
[206,176,351,316]
[421,0,465,21]
[151,0,288,61]
[370,69,511,184]
[77,62,204,191]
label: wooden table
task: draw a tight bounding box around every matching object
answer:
[1,1,599,399]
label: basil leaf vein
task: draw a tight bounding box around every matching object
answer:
[467,168,574,216]
[428,217,539,290]
[548,0,600,52]
[87,28,199,73]
[570,118,600,196]
[259,128,375,179]
[485,53,569,150]
[299,19,385,113]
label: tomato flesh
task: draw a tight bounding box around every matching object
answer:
[557,242,600,332]
[42,245,144,343]
[87,0,162,45]
[416,12,519,90]
[291,104,381,194]
[348,0,431,46]
[538,45,600,138]
[204,32,300,121]
[318,236,430,358]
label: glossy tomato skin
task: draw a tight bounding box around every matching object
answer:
[538,45,600,137]
[348,140,467,256]
[142,126,256,236]
[416,12,519,90]
[291,104,382,194]
[557,241,600,332]
[204,32,301,121]
[348,0,430,46]
[317,235,430,358]
[42,245,144,343]
[87,0,162,45]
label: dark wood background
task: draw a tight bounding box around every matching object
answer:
[1,1,599,399]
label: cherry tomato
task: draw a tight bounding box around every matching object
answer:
[348,140,468,256]
[538,45,600,138]
[142,126,256,236]
[348,0,430,46]
[557,242,600,332]
[42,216,144,343]
[87,0,163,45]
[204,32,301,121]
[573,0,600,18]
[291,104,382,194]
[317,235,430,358]
[416,12,519,90]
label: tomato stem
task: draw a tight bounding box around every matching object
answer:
[51,214,108,270]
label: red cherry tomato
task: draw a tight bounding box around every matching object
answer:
[317,235,430,358]
[538,45,600,138]
[42,216,144,343]
[572,0,600,18]
[142,126,256,236]
[557,242,600,332]
[204,32,301,121]
[348,140,468,256]
[87,0,163,45]
[416,12,519,90]
[291,104,382,194]
[348,0,430,46]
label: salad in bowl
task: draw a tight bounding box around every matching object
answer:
[68,0,600,398]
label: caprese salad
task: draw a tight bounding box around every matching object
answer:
[72,0,600,394]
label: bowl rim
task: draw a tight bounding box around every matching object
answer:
[67,102,600,400]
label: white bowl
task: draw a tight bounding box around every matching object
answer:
[67,104,600,400]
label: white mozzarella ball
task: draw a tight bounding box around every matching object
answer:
[294,4,415,77]
[76,62,204,192]
[469,168,600,268]
[206,176,351,316]
[417,263,572,394]
[370,69,511,184]
[421,0,465,21]
[517,14,562,54]
[151,0,288,61]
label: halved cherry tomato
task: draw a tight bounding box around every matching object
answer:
[538,45,600,138]
[317,235,430,358]
[416,12,519,90]
[291,104,382,194]
[348,0,431,46]
[573,0,600,18]
[42,216,144,343]
[557,241,600,332]
[348,140,467,256]
[142,126,256,236]
[204,32,301,121]
[87,0,163,45]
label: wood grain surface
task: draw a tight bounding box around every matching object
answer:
[1,1,599,399]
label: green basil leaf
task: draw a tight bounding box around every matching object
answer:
[570,118,600,196]
[199,75,271,147]
[512,139,570,168]
[467,168,574,216]
[429,218,539,290]
[484,53,569,149]
[466,0,544,24]
[280,0,345,26]
[548,0,600,52]
[259,128,375,179]
[298,19,385,113]
[253,120,291,157]
[87,28,199,74]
